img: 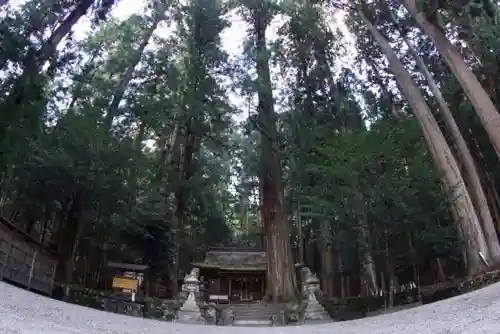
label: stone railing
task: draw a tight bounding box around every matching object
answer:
[270,309,285,326]
[220,306,234,325]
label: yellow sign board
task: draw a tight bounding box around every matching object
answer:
[112,277,138,291]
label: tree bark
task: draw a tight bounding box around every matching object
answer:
[171,135,188,299]
[400,30,500,264]
[252,7,299,303]
[35,0,95,69]
[128,121,146,203]
[153,119,181,297]
[355,187,379,295]
[55,190,85,298]
[402,0,500,160]
[155,121,180,184]
[360,9,489,276]
[384,241,395,308]
[436,258,446,281]
[103,12,164,131]
[320,221,334,298]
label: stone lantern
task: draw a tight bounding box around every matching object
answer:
[177,268,203,324]
[304,272,320,295]
[301,267,331,323]
[184,272,200,293]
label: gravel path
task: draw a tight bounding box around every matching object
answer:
[1,282,500,333]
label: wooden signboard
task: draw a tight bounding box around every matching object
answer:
[112,277,138,291]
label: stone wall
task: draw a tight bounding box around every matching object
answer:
[65,286,180,320]
[458,269,500,293]
[143,298,179,320]
[62,268,500,325]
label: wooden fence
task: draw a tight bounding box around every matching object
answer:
[0,216,58,295]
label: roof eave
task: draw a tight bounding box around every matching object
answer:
[191,262,266,271]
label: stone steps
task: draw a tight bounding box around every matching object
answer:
[230,303,277,326]
[233,319,273,326]
[233,313,274,319]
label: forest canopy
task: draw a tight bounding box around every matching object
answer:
[1,0,500,306]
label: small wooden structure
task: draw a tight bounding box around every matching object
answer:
[104,262,148,316]
[0,216,57,295]
[192,246,267,303]
[107,262,148,300]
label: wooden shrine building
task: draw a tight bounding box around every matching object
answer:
[192,246,267,303]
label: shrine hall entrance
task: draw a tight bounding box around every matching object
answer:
[227,274,265,302]
[192,247,268,303]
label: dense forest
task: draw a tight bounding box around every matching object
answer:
[1,0,500,310]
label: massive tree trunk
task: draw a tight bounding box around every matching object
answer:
[252,6,298,303]
[66,51,100,113]
[155,121,180,184]
[401,30,500,264]
[172,120,197,298]
[55,190,85,299]
[487,181,500,231]
[2,0,93,74]
[402,0,500,160]
[359,222,378,295]
[354,186,379,295]
[320,221,335,298]
[36,0,96,69]
[149,117,181,297]
[127,121,146,203]
[360,9,489,276]
[103,9,165,130]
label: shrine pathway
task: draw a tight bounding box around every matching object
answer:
[1,282,500,334]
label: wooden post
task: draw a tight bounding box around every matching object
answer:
[27,249,37,290]
[340,275,345,298]
[244,277,249,300]
[49,260,57,296]
[296,208,304,265]
[0,240,12,280]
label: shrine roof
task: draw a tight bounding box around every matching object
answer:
[192,247,266,271]
[107,262,149,271]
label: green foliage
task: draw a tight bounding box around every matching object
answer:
[303,118,461,273]
[1,0,498,301]
[0,0,239,291]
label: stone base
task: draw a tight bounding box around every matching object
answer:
[303,299,331,323]
[304,312,330,321]
[177,310,204,324]
[177,290,204,324]
[233,319,273,326]
[304,319,331,324]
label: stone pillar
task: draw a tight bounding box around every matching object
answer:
[222,307,234,326]
[302,267,331,323]
[177,268,204,324]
